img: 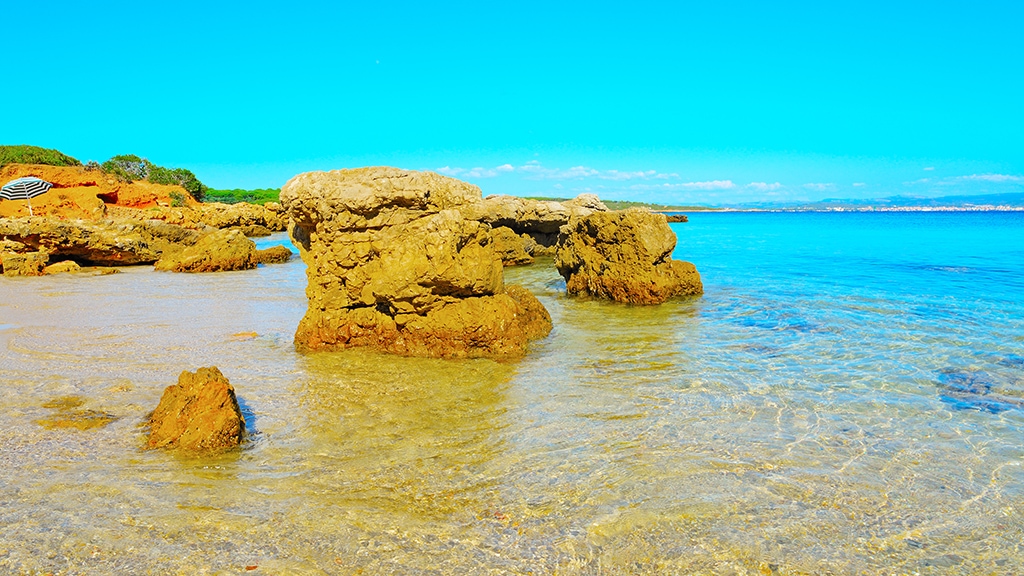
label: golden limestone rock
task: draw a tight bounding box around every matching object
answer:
[154,228,257,273]
[461,193,609,259]
[281,167,551,358]
[554,208,703,304]
[148,367,245,452]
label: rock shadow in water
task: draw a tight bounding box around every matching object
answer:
[997,354,1024,369]
[236,395,259,443]
[936,368,1023,414]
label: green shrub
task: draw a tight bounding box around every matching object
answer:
[169,191,187,207]
[101,154,149,183]
[147,166,207,202]
[100,154,207,202]
[0,145,81,167]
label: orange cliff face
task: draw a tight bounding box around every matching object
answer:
[0,164,199,220]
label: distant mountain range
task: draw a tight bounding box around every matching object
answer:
[727,191,1024,211]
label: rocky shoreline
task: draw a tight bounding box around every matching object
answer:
[2,164,702,452]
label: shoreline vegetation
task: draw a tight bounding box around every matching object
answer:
[3,145,1022,212]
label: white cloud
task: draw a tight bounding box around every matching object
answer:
[923,167,935,171]
[852,182,866,187]
[803,183,836,192]
[438,161,724,187]
[464,167,499,178]
[436,166,463,176]
[959,173,1023,183]
[437,164,512,178]
[518,163,598,179]
[746,181,782,191]
[601,169,657,181]
[518,163,677,181]
[630,180,736,191]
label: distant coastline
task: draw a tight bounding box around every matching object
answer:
[663,205,1024,213]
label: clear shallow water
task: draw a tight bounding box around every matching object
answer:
[1,213,1023,574]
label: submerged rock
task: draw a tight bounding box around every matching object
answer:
[148,367,245,451]
[37,395,118,430]
[281,167,552,358]
[554,208,703,304]
[937,368,1023,414]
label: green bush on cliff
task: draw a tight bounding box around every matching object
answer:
[100,154,207,202]
[101,154,149,182]
[0,145,81,167]
[147,166,207,202]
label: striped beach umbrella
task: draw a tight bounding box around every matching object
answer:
[1,176,52,216]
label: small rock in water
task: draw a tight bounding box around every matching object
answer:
[254,245,293,264]
[148,366,246,452]
[43,260,81,275]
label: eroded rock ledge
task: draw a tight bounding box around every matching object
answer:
[281,167,552,358]
[462,193,609,264]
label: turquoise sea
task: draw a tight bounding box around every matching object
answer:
[1,211,1023,574]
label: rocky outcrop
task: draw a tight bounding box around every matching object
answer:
[461,193,609,258]
[154,228,257,273]
[490,226,538,266]
[239,224,272,237]
[554,208,703,304]
[1,250,47,277]
[0,217,162,265]
[43,260,81,275]
[0,216,281,274]
[103,202,287,234]
[281,167,552,358]
[193,202,286,232]
[148,367,245,452]
[255,245,293,264]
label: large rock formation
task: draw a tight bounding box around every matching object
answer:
[554,208,703,304]
[148,367,245,452]
[0,217,162,265]
[461,193,609,258]
[281,167,552,358]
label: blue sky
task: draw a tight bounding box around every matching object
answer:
[4,1,1022,205]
